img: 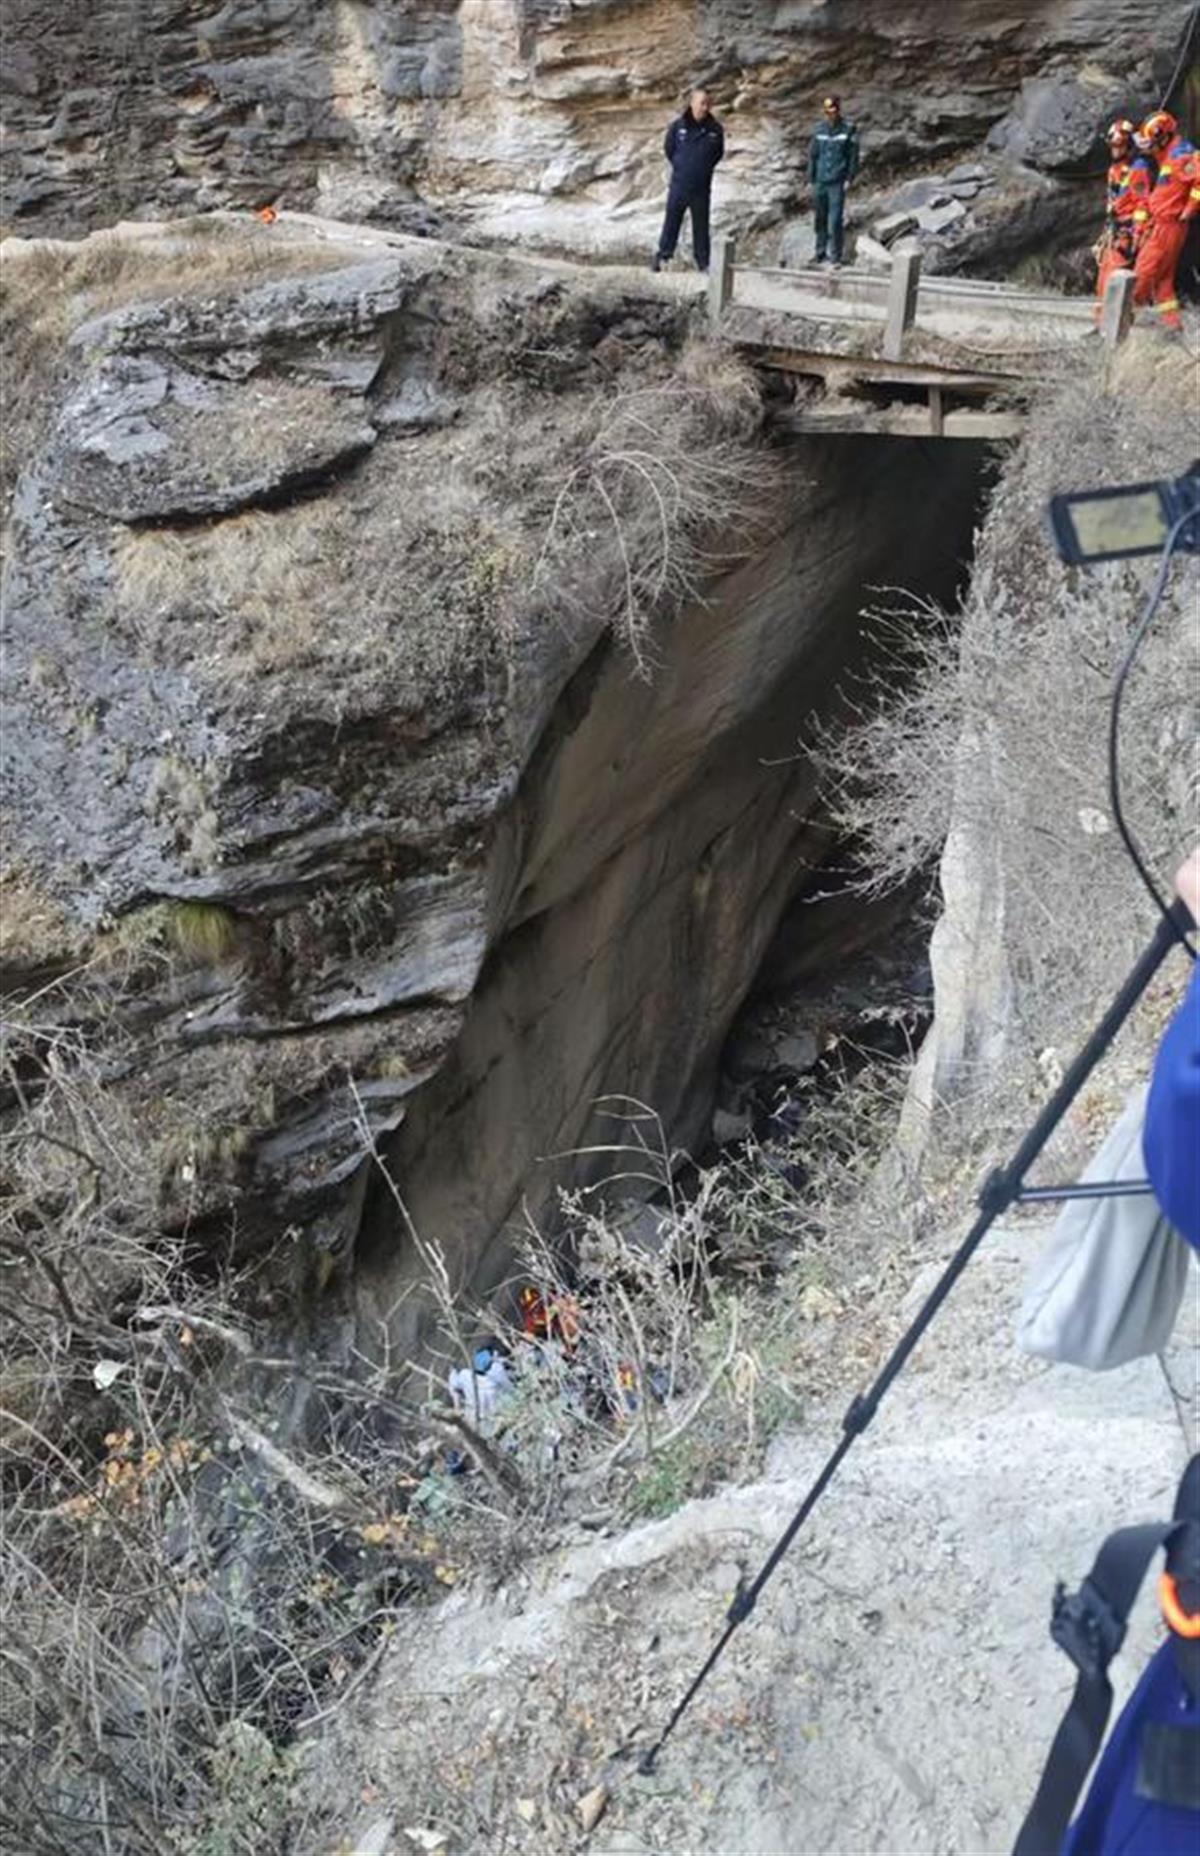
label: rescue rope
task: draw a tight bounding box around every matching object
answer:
[1160,5,1200,112]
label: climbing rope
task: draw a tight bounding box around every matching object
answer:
[1160,5,1200,112]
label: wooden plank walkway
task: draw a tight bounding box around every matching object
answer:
[706,233,1114,441]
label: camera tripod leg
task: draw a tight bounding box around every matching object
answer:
[638,898,1193,1774]
[1016,1180,1153,1204]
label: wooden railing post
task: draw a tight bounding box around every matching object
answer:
[883,246,921,361]
[1100,268,1135,352]
[708,233,736,323]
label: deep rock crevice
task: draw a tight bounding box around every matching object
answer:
[353,434,989,1351]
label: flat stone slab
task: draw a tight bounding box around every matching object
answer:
[874,210,919,244]
[56,351,376,522]
[887,176,952,212]
[916,198,970,235]
[855,233,893,269]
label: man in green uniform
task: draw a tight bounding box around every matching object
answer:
[808,94,860,267]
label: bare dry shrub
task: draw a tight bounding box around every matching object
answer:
[0,860,90,979]
[362,1067,911,1541]
[109,340,780,714]
[338,1094,768,1540]
[0,1026,459,1854]
[816,594,962,896]
[719,1052,918,1266]
[819,348,1198,1103]
[531,343,785,676]
[347,1096,732,1520]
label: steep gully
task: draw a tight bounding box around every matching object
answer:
[354,430,988,1354]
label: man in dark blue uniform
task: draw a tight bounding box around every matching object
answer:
[651,87,725,273]
[808,93,860,267]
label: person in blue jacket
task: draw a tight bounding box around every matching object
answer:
[1043,849,1200,1856]
[808,94,860,267]
[651,87,725,273]
[1144,849,1200,1249]
[1059,1627,1200,1856]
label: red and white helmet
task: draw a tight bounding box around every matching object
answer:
[1107,118,1135,148]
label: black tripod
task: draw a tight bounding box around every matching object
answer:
[639,894,1194,1773]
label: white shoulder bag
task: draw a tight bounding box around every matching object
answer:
[1017,1083,1192,1371]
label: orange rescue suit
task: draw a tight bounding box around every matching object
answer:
[1097,155,1156,302]
[1134,136,1200,329]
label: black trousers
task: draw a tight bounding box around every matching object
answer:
[657,186,712,269]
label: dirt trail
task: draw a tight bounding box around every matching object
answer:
[264,208,1094,354]
[320,1222,1194,1856]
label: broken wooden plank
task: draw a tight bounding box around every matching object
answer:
[777,404,1023,439]
[742,346,1020,391]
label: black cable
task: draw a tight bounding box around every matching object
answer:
[1016,1179,1154,1203]
[1107,511,1197,956]
[1159,5,1200,112]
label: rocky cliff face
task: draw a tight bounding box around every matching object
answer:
[1,222,981,1354]
[0,234,688,1256]
[4,2,1192,264]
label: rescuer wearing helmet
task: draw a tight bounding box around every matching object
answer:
[1095,118,1156,315]
[1105,119,1137,214]
[1132,110,1200,333]
[808,93,860,268]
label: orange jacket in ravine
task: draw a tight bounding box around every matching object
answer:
[1140,135,1200,228]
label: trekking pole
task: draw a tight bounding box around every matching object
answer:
[639,895,1195,1774]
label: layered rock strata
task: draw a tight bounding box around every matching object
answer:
[4,1,1190,267]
